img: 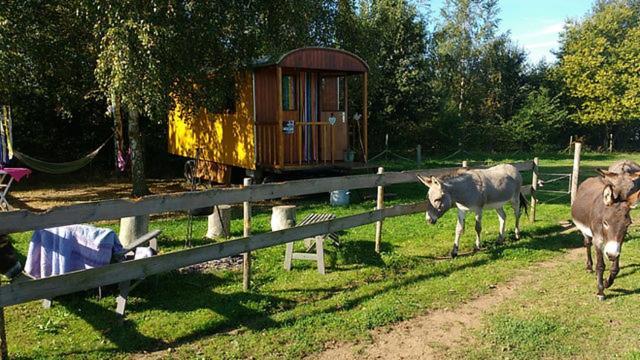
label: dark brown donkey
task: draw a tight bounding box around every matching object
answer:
[0,235,21,280]
[572,172,640,300]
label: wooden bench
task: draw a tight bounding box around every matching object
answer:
[42,229,161,317]
[284,213,339,275]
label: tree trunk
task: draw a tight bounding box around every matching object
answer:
[271,205,296,231]
[206,205,232,238]
[458,76,465,119]
[128,108,149,197]
[111,92,124,175]
[119,215,149,248]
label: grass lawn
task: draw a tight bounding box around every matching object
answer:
[454,227,640,359]
[3,151,640,359]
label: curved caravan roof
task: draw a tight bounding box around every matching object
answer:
[253,47,368,73]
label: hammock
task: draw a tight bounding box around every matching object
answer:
[12,136,112,174]
[1,106,113,174]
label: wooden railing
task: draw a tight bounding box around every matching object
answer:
[256,122,337,168]
[256,122,279,167]
[0,160,537,358]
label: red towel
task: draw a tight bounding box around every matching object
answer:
[0,167,32,182]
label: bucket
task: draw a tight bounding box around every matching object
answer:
[330,190,350,206]
[344,150,355,162]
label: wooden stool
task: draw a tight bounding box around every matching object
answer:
[284,213,339,275]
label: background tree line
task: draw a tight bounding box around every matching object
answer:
[1,0,639,194]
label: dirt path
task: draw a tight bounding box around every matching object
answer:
[313,247,583,360]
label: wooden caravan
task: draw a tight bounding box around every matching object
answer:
[168,47,369,182]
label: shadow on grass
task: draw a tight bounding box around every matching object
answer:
[613,263,640,281]
[43,222,581,358]
[335,239,391,267]
[50,271,294,357]
[418,224,582,262]
[607,286,640,299]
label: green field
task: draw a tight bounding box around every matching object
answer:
[3,151,640,359]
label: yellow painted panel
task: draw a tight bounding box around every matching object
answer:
[168,72,256,170]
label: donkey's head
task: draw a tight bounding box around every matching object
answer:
[0,235,21,280]
[417,175,454,224]
[599,185,640,261]
[596,169,640,202]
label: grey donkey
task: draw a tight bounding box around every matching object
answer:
[418,164,527,258]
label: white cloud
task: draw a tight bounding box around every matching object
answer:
[513,22,564,41]
[539,22,565,36]
[523,40,557,50]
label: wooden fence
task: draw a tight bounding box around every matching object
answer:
[0,160,536,358]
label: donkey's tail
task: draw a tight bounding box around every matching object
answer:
[519,192,529,216]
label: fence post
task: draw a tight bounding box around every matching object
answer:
[416,145,422,165]
[375,167,384,253]
[0,307,7,360]
[571,142,582,205]
[530,157,539,222]
[609,133,613,153]
[242,178,252,291]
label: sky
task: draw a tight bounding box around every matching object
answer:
[424,0,595,64]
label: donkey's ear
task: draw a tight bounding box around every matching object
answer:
[603,185,616,206]
[417,175,432,187]
[596,168,617,180]
[626,189,640,207]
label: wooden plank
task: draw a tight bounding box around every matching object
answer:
[530,157,539,221]
[331,125,335,164]
[375,167,384,253]
[278,48,368,73]
[0,202,427,308]
[571,142,582,205]
[118,230,162,255]
[297,124,303,165]
[276,66,285,168]
[316,237,325,275]
[363,72,368,162]
[242,178,252,291]
[291,253,318,261]
[0,161,532,234]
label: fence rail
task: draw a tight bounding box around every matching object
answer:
[0,202,429,308]
[0,161,533,234]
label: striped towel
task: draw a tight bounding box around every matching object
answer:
[25,224,123,279]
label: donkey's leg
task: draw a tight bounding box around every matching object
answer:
[605,257,620,289]
[496,207,507,244]
[474,211,482,251]
[584,235,593,272]
[595,246,606,300]
[452,209,466,258]
[511,195,521,240]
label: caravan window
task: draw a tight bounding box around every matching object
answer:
[282,75,297,111]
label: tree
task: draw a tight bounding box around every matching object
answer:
[434,0,500,118]
[432,0,525,150]
[337,0,436,149]
[504,87,568,151]
[558,0,640,138]
[0,1,109,167]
